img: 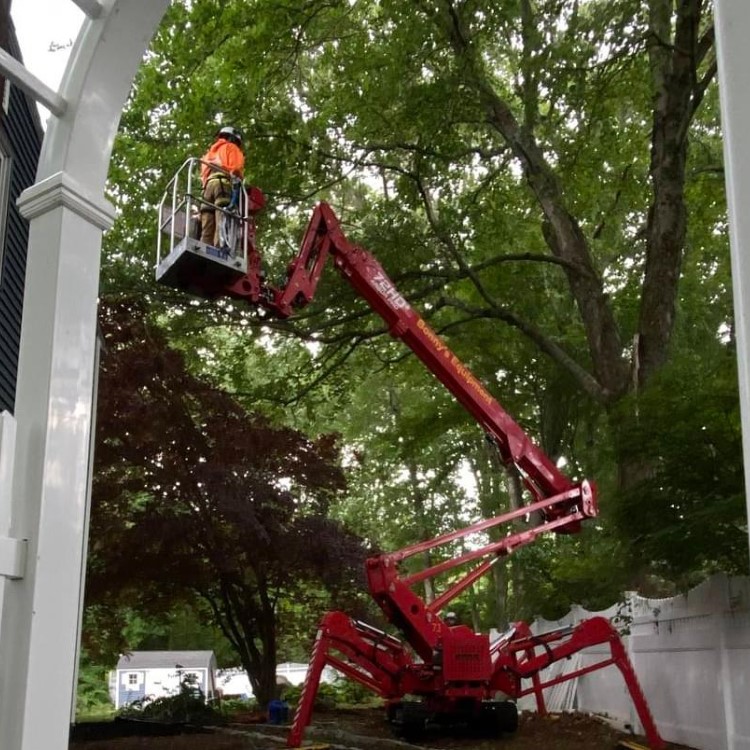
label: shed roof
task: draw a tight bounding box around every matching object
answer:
[116,650,216,670]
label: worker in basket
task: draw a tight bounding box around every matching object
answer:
[199,125,245,251]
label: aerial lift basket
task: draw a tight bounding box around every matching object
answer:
[155,157,263,298]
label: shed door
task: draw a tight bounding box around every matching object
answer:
[119,670,146,707]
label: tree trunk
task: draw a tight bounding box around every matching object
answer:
[211,579,279,708]
[408,461,435,603]
[638,0,707,384]
[432,0,714,407]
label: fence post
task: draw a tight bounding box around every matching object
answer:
[623,591,641,736]
[717,577,734,750]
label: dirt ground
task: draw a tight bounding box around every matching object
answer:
[68,706,695,750]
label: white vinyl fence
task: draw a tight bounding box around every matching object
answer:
[515,574,750,750]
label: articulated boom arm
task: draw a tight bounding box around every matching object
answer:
[155,186,662,750]
[228,202,597,526]
[369,484,596,661]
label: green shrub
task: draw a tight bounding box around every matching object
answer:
[330,677,378,706]
[118,676,223,725]
[75,656,115,721]
[284,678,378,710]
[217,697,258,718]
[284,681,335,710]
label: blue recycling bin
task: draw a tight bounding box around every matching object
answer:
[268,699,289,725]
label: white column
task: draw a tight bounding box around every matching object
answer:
[0,2,169,748]
[0,174,114,750]
[715,0,750,558]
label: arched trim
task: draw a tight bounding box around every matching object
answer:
[0,4,169,749]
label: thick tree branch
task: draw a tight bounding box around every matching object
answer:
[440,295,606,403]
[234,337,367,408]
[421,0,630,399]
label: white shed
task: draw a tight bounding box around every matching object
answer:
[113,650,218,708]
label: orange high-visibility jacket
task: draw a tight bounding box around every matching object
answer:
[200,139,245,187]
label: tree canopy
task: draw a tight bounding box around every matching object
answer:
[88,0,744,695]
[88,298,367,704]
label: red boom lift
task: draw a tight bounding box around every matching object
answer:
[156,160,665,750]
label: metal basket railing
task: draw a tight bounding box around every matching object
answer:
[156,157,249,267]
